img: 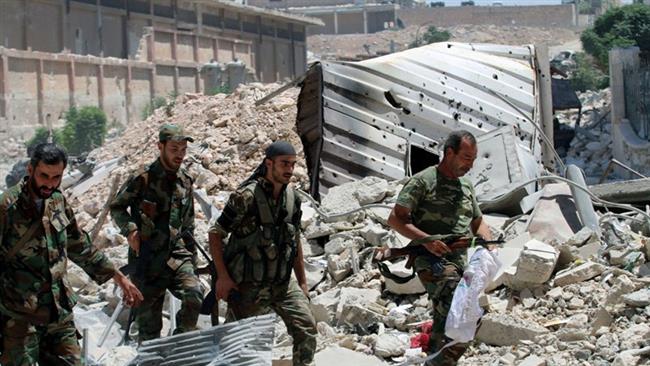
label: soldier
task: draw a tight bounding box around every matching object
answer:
[0,143,143,366]
[208,141,317,366]
[109,124,202,342]
[386,130,492,366]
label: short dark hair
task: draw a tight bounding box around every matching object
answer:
[30,143,68,169]
[443,130,476,154]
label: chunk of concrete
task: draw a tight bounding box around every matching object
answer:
[526,183,582,244]
[338,303,384,328]
[505,239,558,289]
[564,227,600,247]
[577,241,601,261]
[354,177,390,205]
[360,223,389,247]
[374,332,409,358]
[475,313,548,346]
[605,275,636,307]
[518,355,546,366]
[304,219,337,239]
[315,346,387,366]
[310,288,341,324]
[383,260,426,295]
[553,262,606,287]
[623,288,650,307]
[327,249,353,282]
[590,306,613,333]
[486,232,530,292]
[336,288,382,320]
[300,204,317,230]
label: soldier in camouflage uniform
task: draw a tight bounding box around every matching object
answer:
[109,124,202,342]
[386,130,493,366]
[0,143,142,366]
[208,141,317,366]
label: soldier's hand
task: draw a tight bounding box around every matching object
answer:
[423,240,451,257]
[216,276,238,301]
[127,230,141,256]
[113,271,144,307]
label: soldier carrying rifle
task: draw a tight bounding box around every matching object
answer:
[110,124,202,342]
[377,130,495,366]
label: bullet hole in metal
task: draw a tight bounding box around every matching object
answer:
[479,106,483,112]
[453,112,461,121]
[478,122,483,128]
[493,74,498,80]
[403,108,411,115]
[484,153,490,159]
[442,119,446,124]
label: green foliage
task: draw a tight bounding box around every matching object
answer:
[570,52,610,92]
[141,96,167,120]
[206,85,231,96]
[26,127,62,151]
[581,4,650,68]
[60,106,107,155]
[410,26,451,48]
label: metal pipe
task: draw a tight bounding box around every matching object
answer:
[98,298,125,348]
[598,158,647,183]
[82,328,89,365]
[566,164,601,236]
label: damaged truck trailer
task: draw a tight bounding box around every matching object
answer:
[295,42,557,213]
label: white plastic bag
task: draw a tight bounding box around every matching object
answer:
[445,247,501,343]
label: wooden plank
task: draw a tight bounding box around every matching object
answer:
[68,60,76,108]
[97,64,105,110]
[37,58,44,125]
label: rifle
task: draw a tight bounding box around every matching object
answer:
[177,230,219,320]
[374,235,505,284]
[120,199,157,344]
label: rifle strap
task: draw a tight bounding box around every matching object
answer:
[376,261,417,284]
[6,218,42,261]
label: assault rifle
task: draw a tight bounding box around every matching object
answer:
[120,199,157,344]
[177,230,220,321]
[373,235,505,284]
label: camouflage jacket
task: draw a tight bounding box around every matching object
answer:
[109,158,195,277]
[0,179,116,324]
[209,177,302,284]
[395,166,482,268]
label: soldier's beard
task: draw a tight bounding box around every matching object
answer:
[30,177,58,199]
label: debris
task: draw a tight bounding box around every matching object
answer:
[553,261,606,287]
[475,313,549,346]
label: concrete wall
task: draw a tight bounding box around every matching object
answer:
[247,0,373,8]
[398,4,576,28]
[0,0,312,137]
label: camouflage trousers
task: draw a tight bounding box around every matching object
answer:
[0,314,81,366]
[226,280,317,366]
[136,260,203,342]
[417,260,469,366]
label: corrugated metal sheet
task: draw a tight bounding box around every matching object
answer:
[297,42,544,196]
[128,314,276,366]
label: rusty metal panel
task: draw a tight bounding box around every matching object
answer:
[298,42,542,196]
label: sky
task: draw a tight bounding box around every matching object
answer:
[434,0,633,5]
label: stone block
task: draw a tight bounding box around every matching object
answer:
[605,275,636,307]
[374,332,409,358]
[338,303,384,329]
[506,239,558,289]
[486,232,530,292]
[310,288,341,324]
[518,355,546,366]
[315,346,387,366]
[623,288,650,307]
[475,313,548,346]
[553,262,606,287]
[360,223,389,247]
[383,260,426,295]
[336,288,382,320]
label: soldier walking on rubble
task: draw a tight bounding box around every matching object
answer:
[110,124,203,342]
[384,130,493,366]
[0,143,143,365]
[208,141,317,366]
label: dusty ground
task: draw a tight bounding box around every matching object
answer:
[308,24,582,60]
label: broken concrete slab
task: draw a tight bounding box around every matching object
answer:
[526,183,582,244]
[518,355,546,366]
[486,232,531,292]
[507,239,558,288]
[383,260,426,295]
[315,346,387,366]
[336,288,382,321]
[310,288,341,324]
[565,227,600,247]
[359,222,389,247]
[605,275,636,307]
[475,313,549,346]
[338,303,385,329]
[553,261,606,287]
[623,288,650,307]
[304,219,338,239]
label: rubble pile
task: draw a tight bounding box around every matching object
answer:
[561,89,614,183]
[308,24,579,60]
[0,137,27,190]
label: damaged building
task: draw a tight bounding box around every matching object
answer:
[0,0,322,138]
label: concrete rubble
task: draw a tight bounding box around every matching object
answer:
[4,75,650,366]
